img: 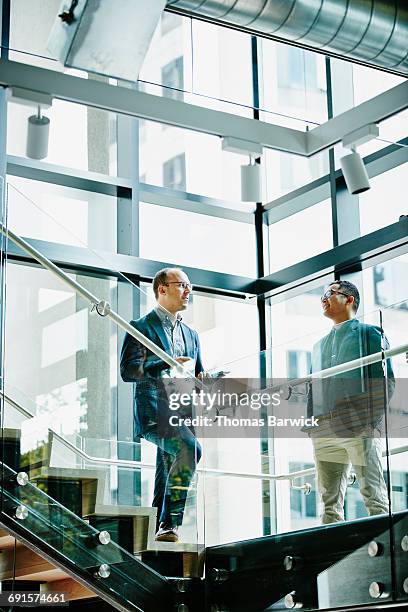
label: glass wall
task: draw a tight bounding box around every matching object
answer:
[359,162,408,236]
[268,200,333,273]
[139,121,252,201]
[362,254,408,516]
[7,177,118,252]
[4,262,118,452]
[139,203,256,276]
[260,40,329,201]
[1,0,407,590]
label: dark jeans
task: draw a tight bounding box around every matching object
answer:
[143,424,202,528]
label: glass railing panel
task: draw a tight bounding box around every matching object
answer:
[202,304,402,610]
[381,299,408,606]
[1,171,9,494]
[198,320,330,549]
[206,358,317,544]
[0,462,172,610]
[194,348,308,551]
[2,182,201,574]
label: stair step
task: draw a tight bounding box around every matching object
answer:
[87,507,203,554]
[30,467,106,517]
[2,428,21,472]
[0,528,19,549]
[42,577,94,601]
[145,541,204,553]
[88,512,154,555]
[141,549,204,578]
[86,505,157,551]
[0,532,97,602]
[0,545,66,581]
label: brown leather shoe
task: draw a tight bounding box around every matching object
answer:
[155,524,179,543]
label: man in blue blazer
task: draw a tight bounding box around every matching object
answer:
[120,268,204,542]
[308,280,394,523]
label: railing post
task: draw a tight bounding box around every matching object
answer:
[0,83,7,508]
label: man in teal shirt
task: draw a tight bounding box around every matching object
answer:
[308,280,394,523]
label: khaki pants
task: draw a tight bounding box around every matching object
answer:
[312,435,389,523]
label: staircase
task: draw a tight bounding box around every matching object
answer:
[0,426,203,611]
[0,460,174,611]
[1,408,407,612]
[205,511,408,611]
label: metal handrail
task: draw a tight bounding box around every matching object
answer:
[2,390,307,480]
[1,225,407,483]
[271,342,408,389]
[3,391,407,483]
[0,224,195,379]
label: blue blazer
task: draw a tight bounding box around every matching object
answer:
[120,309,204,437]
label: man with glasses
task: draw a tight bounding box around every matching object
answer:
[307,280,394,523]
[120,268,204,542]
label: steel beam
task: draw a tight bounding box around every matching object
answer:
[265,176,331,225]
[7,154,132,195]
[1,58,406,157]
[0,59,306,155]
[6,155,254,223]
[251,216,408,298]
[5,237,256,296]
[306,80,408,155]
[264,138,408,224]
[5,217,408,301]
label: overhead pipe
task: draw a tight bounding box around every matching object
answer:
[166,1,408,76]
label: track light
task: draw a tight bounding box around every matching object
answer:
[26,106,50,160]
[221,137,263,202]
[241,160,261,202]
[340,148,370,195]
[339,124,379,195]
[7,87,52,161]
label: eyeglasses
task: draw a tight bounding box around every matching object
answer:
[321,289,349,301]
[164,282,192,291]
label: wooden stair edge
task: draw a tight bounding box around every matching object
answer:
[42,577,94,600]
[0,531,96,602]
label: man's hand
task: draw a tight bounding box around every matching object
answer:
[175,356,193,364]
[171,356,195,378]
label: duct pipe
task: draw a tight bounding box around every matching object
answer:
[166,1,408,76]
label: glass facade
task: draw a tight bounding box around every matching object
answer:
[268,200,333,273]
[0,2,407,610]
[359,163,408,235]
[139,121,251,201]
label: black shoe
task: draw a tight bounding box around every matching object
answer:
[155,523,179,543]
